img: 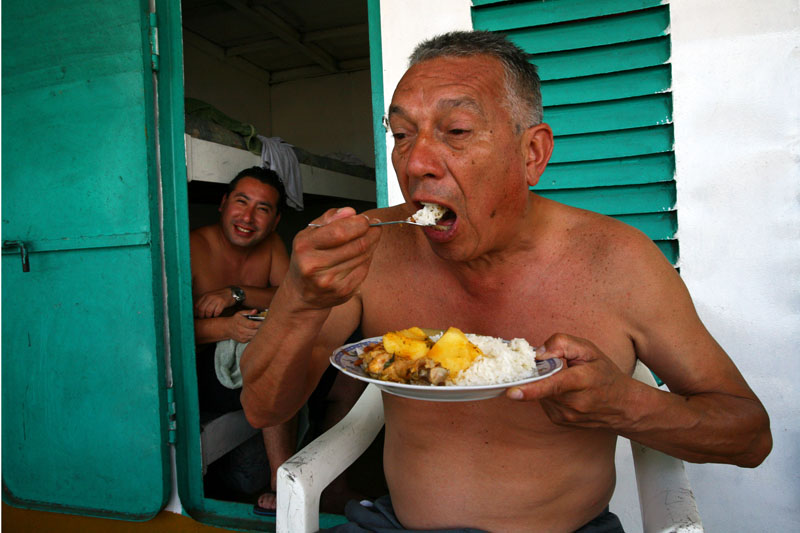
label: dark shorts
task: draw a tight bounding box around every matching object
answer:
[319,495,624,533]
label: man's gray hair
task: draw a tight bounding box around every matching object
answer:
[409,30,543,131]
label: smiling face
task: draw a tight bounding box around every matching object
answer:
[388,54,549,262]
[218,176,282,248]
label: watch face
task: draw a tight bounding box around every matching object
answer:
[231,286,245,302]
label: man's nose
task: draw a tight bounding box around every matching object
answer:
[405,133,444,180]
[241,205,255,221]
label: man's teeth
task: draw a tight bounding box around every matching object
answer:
[235,225,253,233]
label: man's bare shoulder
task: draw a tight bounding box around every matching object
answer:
[189,225,215,257]
[553,202,668,271]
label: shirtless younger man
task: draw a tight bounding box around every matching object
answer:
[191,166,291,512]
[240,32,772,532]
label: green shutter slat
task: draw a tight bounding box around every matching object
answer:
[473,0,664,32]
[615,212,678,240]
[534,182,676,215]
[550,125,673,164]
[505,7,669,55]
[545,93,672,136]
[654,240,679,264]
[471,0,515,6]
[533,37,670,80]
[541,65,671,106]
[542,153,675,189]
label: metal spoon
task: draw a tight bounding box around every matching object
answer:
[308,220,447,230]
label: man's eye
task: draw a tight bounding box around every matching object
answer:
[449,129,470,136]
[392,132,407,141]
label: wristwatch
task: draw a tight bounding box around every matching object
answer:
[230,285,245,304]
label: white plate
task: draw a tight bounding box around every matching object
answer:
[330,336,564,402]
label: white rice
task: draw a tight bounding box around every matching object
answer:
[449,334,538,386]
[409,203,446,225]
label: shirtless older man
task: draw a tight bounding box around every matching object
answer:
[191,166,291,512]
[240,31,771,532]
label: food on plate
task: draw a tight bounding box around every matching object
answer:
[356,327,539,387]
[360,327,448,385]
[427,327,483,376]
[408,203,447,225]
[382,327,433,360]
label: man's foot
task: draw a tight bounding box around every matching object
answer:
[253,492,276,516]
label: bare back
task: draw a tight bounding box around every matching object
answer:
[358,197,645,532]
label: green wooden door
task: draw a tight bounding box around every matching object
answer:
[1,0,171,520]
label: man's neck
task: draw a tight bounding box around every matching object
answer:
[444,196,553,295]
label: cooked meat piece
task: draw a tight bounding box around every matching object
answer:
[360,343,448,386]
[427,366,449,385]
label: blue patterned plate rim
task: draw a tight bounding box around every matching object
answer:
[330,335,564,392]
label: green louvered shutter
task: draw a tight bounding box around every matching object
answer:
[473,0,677,264]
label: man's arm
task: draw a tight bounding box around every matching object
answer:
[512,230,772,467]
[194,311,261,344]
[239,208,382,428]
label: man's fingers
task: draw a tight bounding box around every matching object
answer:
[321,206,357,225]
[507,366,568,400]
[541,333,599,365]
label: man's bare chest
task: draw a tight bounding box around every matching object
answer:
[192,255,272,296]
[360,257,635,370]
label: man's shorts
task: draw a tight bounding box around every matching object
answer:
[319,495,624,533]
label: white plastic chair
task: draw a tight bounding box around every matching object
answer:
[276,361,703,533]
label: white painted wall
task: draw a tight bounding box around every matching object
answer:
[270,70,375,166]
[379,0,474,205]
[378,0,800,531]
[183,41,272,135]
[670,0,800,531]
[184,41,375,166]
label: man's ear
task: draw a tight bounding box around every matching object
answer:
[218,194,228,213]
[523,123,554,188]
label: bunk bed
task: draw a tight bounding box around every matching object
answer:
[183,99,377,204]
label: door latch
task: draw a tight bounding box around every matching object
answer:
[3,240,30,272]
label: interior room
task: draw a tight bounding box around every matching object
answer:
[181,0,378,247]
[179,0,384,512]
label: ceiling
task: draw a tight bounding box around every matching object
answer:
[181,0,370,85]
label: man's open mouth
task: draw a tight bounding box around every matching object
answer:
[234,224,254,234]
[435,208,457,226]
[410,203,456,228]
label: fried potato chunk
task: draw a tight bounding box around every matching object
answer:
[383,326,433,360]
[427,327,483,377]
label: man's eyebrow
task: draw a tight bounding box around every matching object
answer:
[233,191,273,208]
[437,97,484,117]
[387,98,485,119]
[387,104,406,118]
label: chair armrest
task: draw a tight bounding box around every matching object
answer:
[276,383,384,533]
[631,361,704,533]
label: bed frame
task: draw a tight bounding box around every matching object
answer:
[184,114,377,203]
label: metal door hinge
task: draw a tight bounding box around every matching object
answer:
[167,386,177,444]
[149,12,160,72]
[3,240,30,272]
